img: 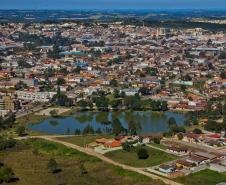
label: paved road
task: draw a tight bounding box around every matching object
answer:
[17,135,182,185]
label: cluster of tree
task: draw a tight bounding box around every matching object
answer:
[164,117,186,137]
[47,45,61,59]
[15,126,27,136]
[124,19,226,31]
[111,95,168,111]
[12,32,74,48]
[204,119,226,133]
[0,113,16,130]
[122,141,133,152]
[51,87,73,107]
[0,137,16,151]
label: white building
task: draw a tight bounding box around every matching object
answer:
[16,91,56,102]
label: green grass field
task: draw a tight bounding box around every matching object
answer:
[57,135,114,147]
[176,169,226,185]
[0,139,166,185]
[105,146,178,167]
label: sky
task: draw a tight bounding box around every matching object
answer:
[1,0,226,10]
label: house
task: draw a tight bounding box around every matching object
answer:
[120,88,140,96]
[186,155,209,165]
[159,164,176,173]
[192,152,217,162]
[104,140,122,148]
[167,146,188,155]
[183,133,202,143]
[176,160,195,169]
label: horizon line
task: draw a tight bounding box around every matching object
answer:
[1,8,226,11]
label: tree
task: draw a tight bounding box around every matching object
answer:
[77,100,88,110]
[79,162,88,176]
[137,148,149,159]
[193,128,202,134]
[153,138,160,144]
[83,125,94,135]
[74,129,81,135]
[110,99,121,109]
[16,126,26,136]
[124,96,142,110]
[49,109,58,117]
[95,96,109,111]
[95,128,102,134]
[112,119,125,135]
[48,45,61,59]
[56,78,65,85]
[66,128,71,135]
[0,166,15,183]
[47,158,59,173]
[52,87,69,106]
[113,89,120,98]
[122,141,131,152]
[139,87,150,96]
[109,79,118,87]
[73,66,82,74]
[168,117,177,127]
[177,133,184,140]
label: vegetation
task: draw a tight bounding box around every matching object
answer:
[105,146,177,167]
[137,147,149,159]
[176,169,226,185]
[0,137,16,151]
[47,158,61,173]
[15,125,27,136]
[0,166,15,183]
[57,135,114,147]
[0,113,16,131]
[0,139,165,185]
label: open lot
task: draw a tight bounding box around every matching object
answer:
[175,169,226,185]
[0,139,165,185]
[105,146,178,168]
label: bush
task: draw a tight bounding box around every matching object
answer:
[0,166,15,183]
[16,126,27,136]
[137,148,149,159]
[0,138,16,151]
[177,133,184,140]
[153,138,160,144]
[193,128,202,134]
[122,141,131,152]
[47,158,60,173]
[168,117,177,127]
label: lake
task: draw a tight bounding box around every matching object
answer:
[29,111,187,135]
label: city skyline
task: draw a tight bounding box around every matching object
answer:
[1,0,226,10]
